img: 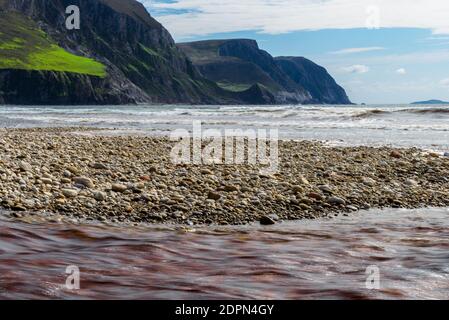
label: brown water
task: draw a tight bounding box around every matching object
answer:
[1,208,449,300]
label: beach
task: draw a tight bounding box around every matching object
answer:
[1,127,448,225]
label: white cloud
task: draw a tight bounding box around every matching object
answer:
[396,68,407,74]
[142,0,449,39]
[330,47,385,55]
[440,78,449,87]
[341,65,370,74]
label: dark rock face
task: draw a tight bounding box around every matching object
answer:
[0,0,351,105]
[0,0,230,105]
[275,57,351,105]
[0,69,145,105]
[179,39,352,105]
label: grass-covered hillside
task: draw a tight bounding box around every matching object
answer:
[0,12,106,77]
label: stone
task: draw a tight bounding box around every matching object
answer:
[224,185,239,192]
[93,191,107,201]
[390,150,402,158]
[260,215,276,225]
[362,177,376,186]
[327,196,346,206]
[318,185,332,193]
[12,205,27,212]
[63,170,72,177]
[291,185,304,193]
[73,176,94,188]
[112,183,128,193]
[207,191,221,201]
[92,163,108,170]
[41,178,53,185]
[405,179,418,186]
[62,189,78,198]
[298,175,310,185]
[308,192,323,201]
[67,166,80,175]
[19,161,32,172]
[444,152,449,157]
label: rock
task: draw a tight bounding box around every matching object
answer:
[112,183,128,193]
[260,215,276,225]
[444,152,449,157]
[327,196,346,206]
[92,163,108,170]
[291,185,304,193]
[93,191,107,201]
[12,205,27,212]
[63,170,72,178]
[61,178,71,184]
[298,175,310,185]
[201,169,213,175]
[405,179,418,186]
[207,191,221,201]
[318,185,332,193]
[67,166,80,175]
[308,192,323,201]
[362,177,376,186]
[73,176,94,188]
[41,178,53,185]
[62,189,78,198]
[224,185,239,192]
[429,152,440,158]
[19,161,32,172]
[390,150,402,158]
[346,205,358,211]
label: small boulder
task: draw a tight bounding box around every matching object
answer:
[112,183,128,193]
[327,196,346,206]
[390,150,402,159]
[73,176,94,188]
[62,189,78,198]
[207,191,221,201]
[260,215,276,225]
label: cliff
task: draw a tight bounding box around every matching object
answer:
[178,39,351,105]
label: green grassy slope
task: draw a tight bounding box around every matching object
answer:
[0,12,106,77]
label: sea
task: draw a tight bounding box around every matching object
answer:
[0,104,448,299]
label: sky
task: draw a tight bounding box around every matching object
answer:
[139,0,449,104]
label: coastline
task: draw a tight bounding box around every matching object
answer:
[0,127,448,225]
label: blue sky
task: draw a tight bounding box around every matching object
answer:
[140,0,449,104]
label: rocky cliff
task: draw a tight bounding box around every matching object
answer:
[178,39,352,105]
[0,0,351,105]
[0,0,235,104]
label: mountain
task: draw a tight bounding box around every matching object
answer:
[0,0,235,105]
[0,0,351,105]
[411,100,449,105]
[178,39,352,105]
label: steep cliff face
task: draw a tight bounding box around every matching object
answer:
[275,57,351,105]
[0,0,351,105]
[179,39,352,105]
[0,0,231,104]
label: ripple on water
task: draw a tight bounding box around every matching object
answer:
[0,208,449,300]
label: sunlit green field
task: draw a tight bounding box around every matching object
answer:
[0,12,106,77]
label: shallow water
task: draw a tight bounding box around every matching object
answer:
[0,104,448,151]
[1,208,448,300]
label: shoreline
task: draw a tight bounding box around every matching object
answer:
[0,127,448,225]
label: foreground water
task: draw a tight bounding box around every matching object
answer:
[0,104,448,151]
[1,208,448,300]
